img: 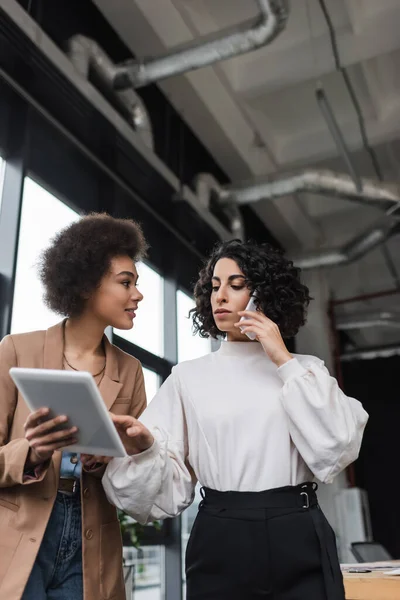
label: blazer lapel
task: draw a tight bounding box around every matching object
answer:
[99,335,122,410]
[42,321,65,493]
[43,320,65,371]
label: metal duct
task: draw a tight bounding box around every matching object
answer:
[220,169,400,209]
[336,311,400,331]
[67,35,154,150]
[292,220,400,270]
[194,173,245,240]
[341,344,400,362]
[110,0,289,90]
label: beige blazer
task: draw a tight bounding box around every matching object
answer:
[0,320,146,600]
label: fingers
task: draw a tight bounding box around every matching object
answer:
[27,425,78,447]
[33,436,78,457]
[110,413,139,428]
[25,414,69,437]
[24,407,50,430]
[81,454,111,467]
[237,311,274,325]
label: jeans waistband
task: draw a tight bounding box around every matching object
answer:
[199,482,318,511]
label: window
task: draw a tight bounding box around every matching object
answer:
[11,177,79,334]
[143,367,160,404]
[177,290,211,596]
[115,262,164,357]
[124,545,164,600]
[0,157,4,213]
[177,289,211,363]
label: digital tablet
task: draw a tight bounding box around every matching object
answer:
[9,367,127,457]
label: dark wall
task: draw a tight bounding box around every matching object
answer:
[341,355,400,558]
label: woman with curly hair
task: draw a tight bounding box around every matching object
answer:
[0,213,148,600]
[103,239,368,600]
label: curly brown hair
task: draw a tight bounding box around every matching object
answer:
[39,213,148,318]
[191,239,311,339]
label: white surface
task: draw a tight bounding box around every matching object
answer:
[336,487,373,564]
[103,341,368,523]
[115,262,164,357]
[143,367,160,404]
[11,177,79,334]
[177,290,211,363]
[384,569,400,575]
[9,367,127,457]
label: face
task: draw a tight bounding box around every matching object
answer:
[211,258,252,341]
[85,255,143,330]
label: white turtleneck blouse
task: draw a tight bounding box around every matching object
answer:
[103,341,368,524]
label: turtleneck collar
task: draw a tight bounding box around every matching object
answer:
[217,340,266,357]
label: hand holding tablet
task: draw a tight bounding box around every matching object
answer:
[9,367,127,458]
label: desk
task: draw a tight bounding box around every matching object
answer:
[344,569,400,600]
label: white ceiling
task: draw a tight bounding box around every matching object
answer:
[93,0,400,349]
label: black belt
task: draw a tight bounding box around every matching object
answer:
[199,481,318,510]
[58,478,80,494]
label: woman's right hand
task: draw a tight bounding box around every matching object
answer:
[110,413,154,456]
[24,407,78,467]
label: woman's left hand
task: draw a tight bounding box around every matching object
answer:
[81,454,112,469]
[235,311,292,367]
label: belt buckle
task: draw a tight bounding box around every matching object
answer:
[72,480,78,494]
[300,491,309,509]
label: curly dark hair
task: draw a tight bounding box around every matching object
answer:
[191,239,311,339]
[39,213,148,317]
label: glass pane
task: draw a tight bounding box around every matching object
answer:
[177,290,211,363]
[124,545,164,600]
[143,367,160,404]
[115,263,164,357]
[182,484,202,596]
[0,157,4,214]
[11,177,79,334]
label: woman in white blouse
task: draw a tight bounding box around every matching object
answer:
[104,240,368,600]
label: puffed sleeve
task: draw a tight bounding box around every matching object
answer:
[102,367,196,524]
[277,357,368,483]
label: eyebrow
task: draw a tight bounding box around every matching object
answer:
[116,271,139,282]
[211,274,246,282]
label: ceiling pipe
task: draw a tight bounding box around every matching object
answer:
[67,35,154,150]
[292,220,400,270]
[336,311,400,331]
[341,344,400,362]
[110,0,289,90]
[219,169,400,209]
[194,173,245,240]
[316,88,362,192]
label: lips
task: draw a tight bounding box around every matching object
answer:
[214,309,231,315]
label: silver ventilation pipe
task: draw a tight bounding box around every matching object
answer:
[292,220,400,270]
[341,344,400,362]
[336,311,400,332]
[194,173,245,240]
[219,169,400,209]
[67,36,154,150]
[111,0,289,90]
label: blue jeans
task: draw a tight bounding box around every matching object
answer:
[22,491,83,600]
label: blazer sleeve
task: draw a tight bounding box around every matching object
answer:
[0,335,50,487]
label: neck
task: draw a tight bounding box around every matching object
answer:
[64,314,105,357]
[226,331,256,343]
